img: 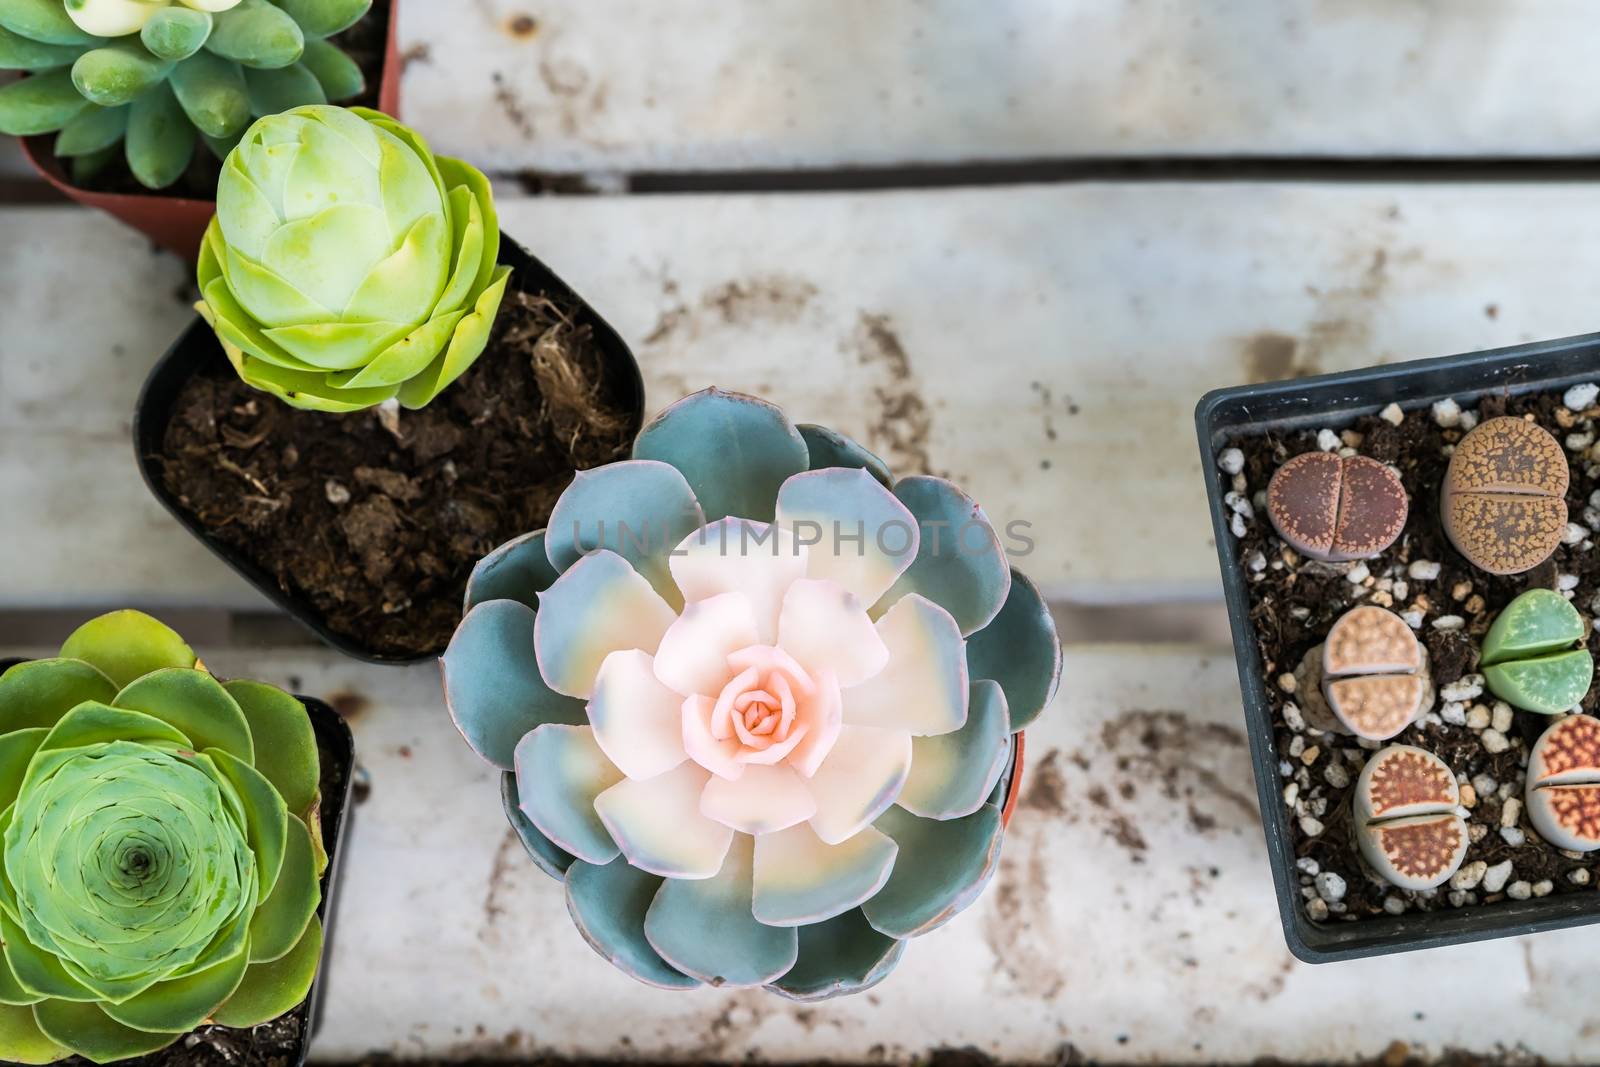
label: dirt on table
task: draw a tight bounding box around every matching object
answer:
[64,0,392,201]
[152,287,637,658]
[1225,389,1600,923]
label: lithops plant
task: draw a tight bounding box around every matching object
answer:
[0,611,326,1065]
[1526,714,1600,852]
[0,0,374,189]
[1353,745,1468,891]
[444,388,1062,997]
[195,105,511,413]
[1441,416,1570,576]
[1480,589,1595,715]
[1319,606,1431,740]
[1266,452,1408,562]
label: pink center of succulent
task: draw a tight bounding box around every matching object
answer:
[685,644,842,777]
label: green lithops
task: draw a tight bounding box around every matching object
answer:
[1481,589,1596,715]
[0,0,374,190]
[0,610,326,1065]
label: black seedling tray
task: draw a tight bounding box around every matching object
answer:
[132,233,647,665]
[0,659,356,1065]
[1195,331,1600,963]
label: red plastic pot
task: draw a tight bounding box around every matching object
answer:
[20,0,402,263]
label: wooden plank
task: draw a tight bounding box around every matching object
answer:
[115,642,1591,1063]
[402,0,1600,173]
[6,183,1600,609]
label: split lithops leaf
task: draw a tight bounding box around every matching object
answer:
[445,387,1052,996]
[1317,606,1432,740]
[1441,416,1570,575]
[1266,452,1408,562]
[1479,589,1595,714]
[1526,715,1600,852]
[1353,745,1468,890]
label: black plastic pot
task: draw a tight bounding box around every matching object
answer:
[0,659,356,1065]
[1196,330,1600,964]
[132,234,648,665]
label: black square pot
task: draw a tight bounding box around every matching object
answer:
[1195,330,1600,963]
[132,234,647,665]
[0,659,356,1065]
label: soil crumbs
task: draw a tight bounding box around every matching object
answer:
[1224,389,1600,924]
[154,288,636,658]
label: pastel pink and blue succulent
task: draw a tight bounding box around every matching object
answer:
[443,389,1060,998]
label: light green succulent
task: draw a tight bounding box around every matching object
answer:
[0,0,372,189]
[195,105,512,412]
[0,611,326,1065]
[1481,588,1595,715]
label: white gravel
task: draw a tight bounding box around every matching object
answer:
[1315,871,1348,902]
[1491,703,1515,733]
[1564,382,1600,411]
[1482,861,1514,894]
[1501,797,1522,828]
[1382,896,1406,915]
[1432,615,1466,632]
[1507,880,1534,901]
[1501,826,1527,847]
[1379,403,1404,426]
[1217,447,1245,475]
[1450,861,1488,891]
[1408,560,1442,581]
[1440,675,1484,703]
[1299,815,1325,837]
[1317,428,1341,452]
[1432,398,1462,427]
[1481,728,1511,754]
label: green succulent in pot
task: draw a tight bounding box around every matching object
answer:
[445,389,1062,997]
[0,0,373,189]
[195,104,512,412]
[0,611,326,1064]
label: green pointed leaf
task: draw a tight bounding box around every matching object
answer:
[274,0,371,39]
[211,917,321,1028]
[169,50,250,139]
[206,0,304,70]
[33,1000,179,1064]
[248,816,320,963]
[69,142,118,183]
[99,946,249,1034]
[0,0,96,47]
[0,1004,68,1065]
[0,25,85,72]
[59,611,196,690]
[53,104,126,156]
[35,702,189,754]
[113,668,254,761]
[0,69,91,136]
[0,659,116,734]
[223,680,319,814]
[71,42,174,108]
[126,79,194,189]
[208,749,290,899]
[141,6,213,62]
[242,61,324,116]
[300,38,362,100]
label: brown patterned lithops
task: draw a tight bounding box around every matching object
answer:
[1266,452,1409,562]
[1354,745,1469,891]
[1526,714,1600,852]
[1441,416,1570,576]
[1320,606,1431,740]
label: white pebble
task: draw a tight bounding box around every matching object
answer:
[1432,398,1462,428]
[1306,897,1329,921]
[1559,572,1581,592]
[1440,702,1468,726]
[1482,728,1511,754]
[1379,403,1404,426]
[1217,447,1245,475]
[1501,796,1522,828]
[1393,580,1409,601]
[1570,868,1592,886]
[1565,383,1600,411]
[1401,610,1425,630]
[1225,491,1255,519]
[1533,880,1555,897]
[1295,856,1320,876]
[1441,675,1484,703]
[1382,896,1406,915]
[1501,826,1527,847]
[1316,428,1341,452]
[1315,871,1347,902]
[1472,774,1498,796]
[1568,432,1597,454]
[1483,861,1514,894]
[1247,550,1268,573]
[1300,815,1325,837]
[1408,560,1441,581]
[1459,410,1480,432]
[1507,880,1533,901]
[1282,703,1306,732]
[1345,562,1371,585]
[1432,615,1466,632]
[1450,861,1488,891]
[1323,763,1351,789]
[1465,705,1490,730]
[324,480,351,505]
[1231,513,1248,538]
[1283,782,1300,806]
[1491,702,1515,733]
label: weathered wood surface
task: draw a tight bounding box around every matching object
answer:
[6,185,1600,608]
[106,643,1587,1064]
[402,0,1600,173]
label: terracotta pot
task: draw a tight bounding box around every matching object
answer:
[19,0,402,263]
[1002,731,1026,828]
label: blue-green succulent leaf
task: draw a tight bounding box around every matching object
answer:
[465,530,560,614]
[443,600,587,769]
[0,0,97,46]
[564,858,699,990]
[242,62,325,116]
[965,568,1061,731]
[774,467,920,607]
[1481,588,1588,666]
[125,79,194,190]
[634,389,809,524]
[532,550,677,700]
[53,105,127,156]
[797,423,893,489]
[299,37,362,100]
[898,680,1011,820]
[71,42,174,108]
[513,725,623,864]
[500,772,574,879]
[544,460,703,606]
[1485,651,1595,715]
[275,0,371,39]
[882,476,1011,636]
[141,7,213,62]
[863,803,1005,939]
[0,69,93,136]
[0,24,86,71]
[765,908,906,1002]
[644,835,799,987]
[205,0,304,69]
[751,824,898,927]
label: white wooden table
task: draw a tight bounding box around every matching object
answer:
[7,1,1600,1062]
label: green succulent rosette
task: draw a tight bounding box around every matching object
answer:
[0,0,373,190]
[0,611,326,1065]
[445,389,1063,998]
[194,104,512,413]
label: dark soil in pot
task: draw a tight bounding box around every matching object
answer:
[1226,389,1600,926]
[144,270,640,661]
